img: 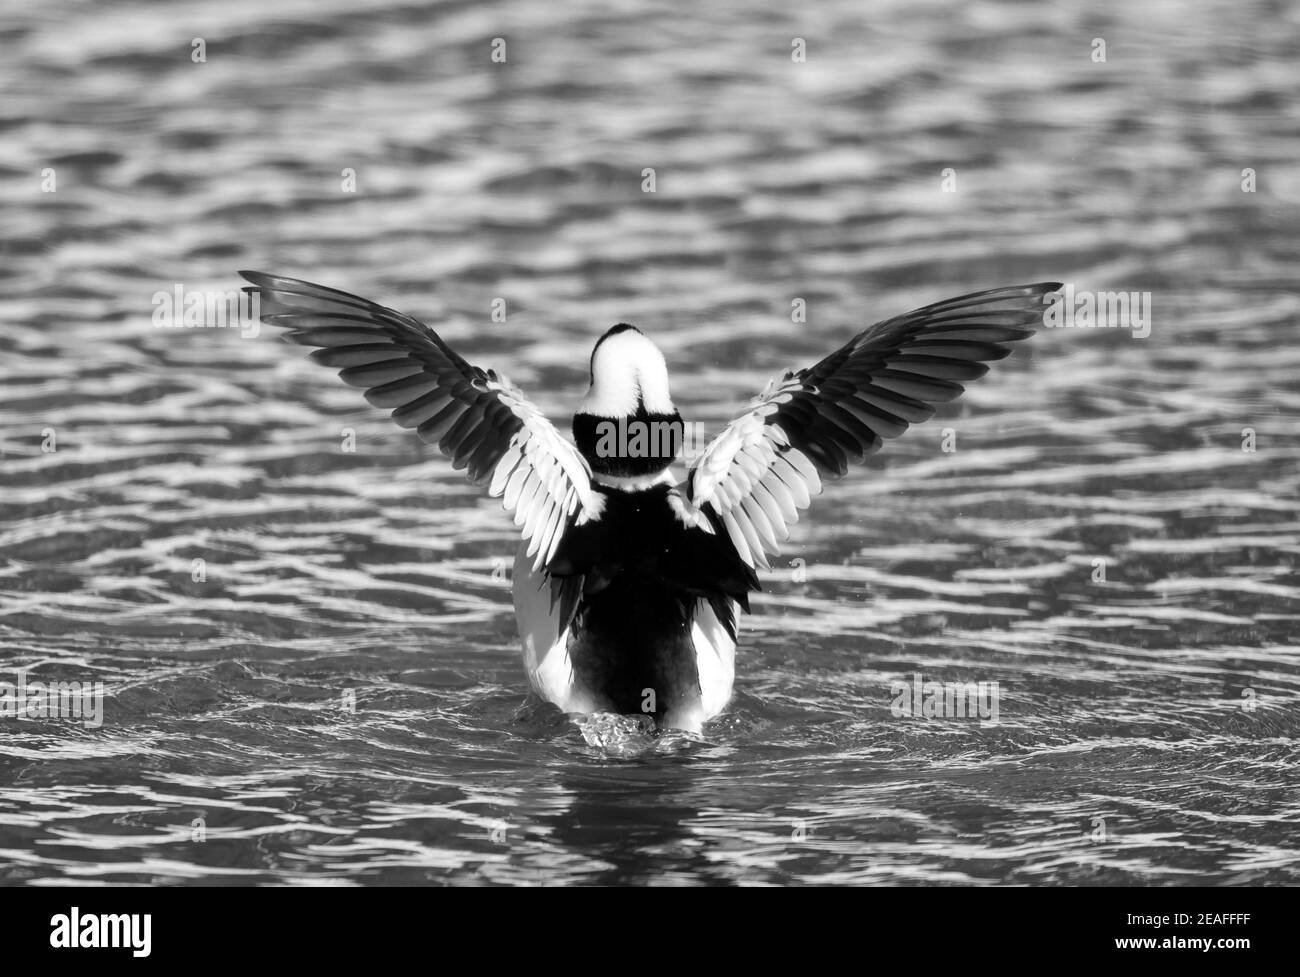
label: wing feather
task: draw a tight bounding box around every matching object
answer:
[687,283,1061,568]
[241,271,596,570]
[502,460,532,511]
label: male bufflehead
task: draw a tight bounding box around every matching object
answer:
[240,272,1060,732]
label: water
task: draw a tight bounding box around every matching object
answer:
[1,0,1298,885]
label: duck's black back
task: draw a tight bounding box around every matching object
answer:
[546,484,757,718]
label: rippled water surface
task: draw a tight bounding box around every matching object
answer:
[2,0,1298,884]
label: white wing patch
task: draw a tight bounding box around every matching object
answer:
[489,382,598,570]
[688,392,821,569]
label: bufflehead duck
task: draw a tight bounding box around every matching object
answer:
[240,272,1061,732]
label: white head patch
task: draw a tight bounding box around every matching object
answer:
[579,327,675,417]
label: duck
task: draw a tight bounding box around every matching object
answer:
[239,271,1061,732]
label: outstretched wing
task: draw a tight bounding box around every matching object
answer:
[687,283,1062,569]
[239,271,598,571]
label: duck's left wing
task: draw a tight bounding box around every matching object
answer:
[239,271,599,571]
[686,283,1062,569]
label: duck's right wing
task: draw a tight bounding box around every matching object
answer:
[686,283,1062,569]
[239,271,602,571]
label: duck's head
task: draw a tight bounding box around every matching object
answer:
[572,324,684,483]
